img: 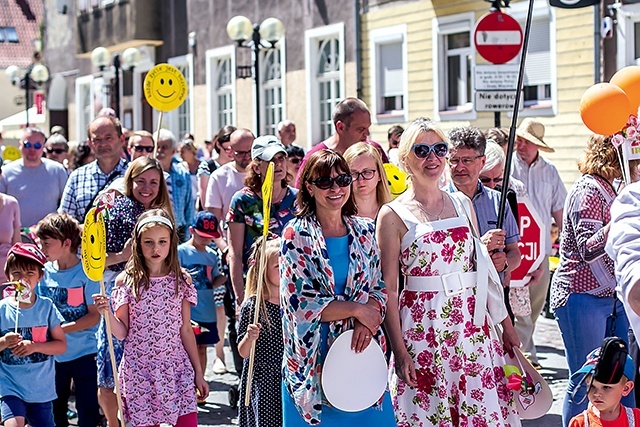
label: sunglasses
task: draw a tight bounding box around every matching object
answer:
[479,176,503,185]
[289,157,302,164]
[133,145,154,153]
[22,141,43,150]
[308,173,353,190]
[45,148,67,155]
[412,142,448,159]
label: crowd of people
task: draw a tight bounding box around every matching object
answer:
[2,96,640,427]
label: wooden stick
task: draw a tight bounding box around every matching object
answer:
[153,111,163,159]
[101,278,125,427]
[13,297,19,333]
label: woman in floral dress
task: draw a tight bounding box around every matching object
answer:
[376,118,521,426]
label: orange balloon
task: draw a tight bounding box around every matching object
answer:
[580,83,630,135]
[611,66,640,114]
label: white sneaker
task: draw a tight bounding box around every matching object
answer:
[213,358,227,374]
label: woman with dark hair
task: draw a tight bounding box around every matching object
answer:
[226,135,297,305]
[70,141,95,170]
[551,134,637,425]
[285,144,305,187]
[280,149,395,426]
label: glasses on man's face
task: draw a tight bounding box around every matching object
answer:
[289,157,302,165]
[45,147,67,155]
[22,141,43,150]
[133,145,154,153]
[233,150,252,157]
[447,155,484,167]
[412,142,448,159]
[308,173,353,190]
[351,169,377,181]
[479,176,503,185]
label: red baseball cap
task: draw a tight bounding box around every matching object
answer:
[8,243,47,268]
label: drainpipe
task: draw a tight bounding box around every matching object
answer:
[355,0,363,99]
[595,2,602,83]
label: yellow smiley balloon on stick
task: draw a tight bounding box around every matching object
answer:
[81,207,107,282]
[143,64,188,112]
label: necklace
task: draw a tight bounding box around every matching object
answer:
[416,192,446,221]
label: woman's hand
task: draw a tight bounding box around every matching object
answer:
[500,318,521,357]
[92,294,111,316]
[351,320,374,354]
[354,302,382,335]
[395,350,418,387]
[195,375,210,401]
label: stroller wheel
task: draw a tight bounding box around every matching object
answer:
[228,385,239,410]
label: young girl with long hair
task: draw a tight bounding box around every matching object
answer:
[93,209,208,427]
[237,236,283,427]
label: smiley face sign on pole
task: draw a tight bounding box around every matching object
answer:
[81,207,107,282]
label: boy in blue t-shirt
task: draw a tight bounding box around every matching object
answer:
[0,243,66,427]
[178,211,227,381]
[35,214,101,427]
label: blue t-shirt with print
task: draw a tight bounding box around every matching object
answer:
[178,243,221,323]
[36,261,100,363]
[0,295,64,402]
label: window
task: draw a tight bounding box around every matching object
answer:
[369,25,407,123]
[508,0,555,115]
[168,55,194,140]
[433,13,475,120]
[75,75,94,141]
[261,48,284,136]
[206,46,236,138]
[616,3,640,69]
[306,24,345,146]
[3,27,18,43]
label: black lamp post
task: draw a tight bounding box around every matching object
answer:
[226,16,285,134]
[91,46,141,118]
[6,63,49,127]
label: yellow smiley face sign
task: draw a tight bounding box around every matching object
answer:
[143,64,188,112]
[81,207,107,281]
[383,163,409,199]
[2,146,20,162]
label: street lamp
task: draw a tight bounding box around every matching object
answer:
[91,46,141,118]
[226,15,285,133]
[6,62,49,128]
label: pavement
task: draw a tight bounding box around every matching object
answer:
[197,315,568,426]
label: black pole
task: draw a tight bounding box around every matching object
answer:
[494,111,501,128]
[113,54,121,119]
[252,24,261,135]
[24,68,31,128]
[496,0,534,229]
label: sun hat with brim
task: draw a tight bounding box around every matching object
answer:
[516,118,555,153]
[571,346,635,384]
[251,135,287,161]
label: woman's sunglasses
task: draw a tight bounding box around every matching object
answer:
[308,173,353,190]
[289,157,303,164]
[412,142,448,159]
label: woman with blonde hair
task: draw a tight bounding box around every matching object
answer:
[551,134,637,425]
[343,142,392,220]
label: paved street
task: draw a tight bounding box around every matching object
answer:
[196,316,568,426]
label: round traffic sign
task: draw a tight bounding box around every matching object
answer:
[474,11,523,65]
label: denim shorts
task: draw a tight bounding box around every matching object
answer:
[1,395,54,427]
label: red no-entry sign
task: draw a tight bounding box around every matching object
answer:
[510,197,546,288]
[474,11,523,65]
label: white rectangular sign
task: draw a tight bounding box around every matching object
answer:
[474,65,519,90]
[475,30,522,46]
[474,90,523,112]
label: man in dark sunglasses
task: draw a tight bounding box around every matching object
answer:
[0,127,69,228]
[445,126,521,321]
[127,131,155,160]
[44,133,70,166]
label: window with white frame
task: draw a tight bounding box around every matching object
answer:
[510,0,555,113]
[306,24,345,145]
[206,47,236,137]
[369,25,407,122]
[168,55,194,140]
[75,76,93,140]
[261,48,283,136]
[615,3,640,69]
[433,13,475,119]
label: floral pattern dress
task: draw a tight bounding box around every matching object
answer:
[388,201,520,427]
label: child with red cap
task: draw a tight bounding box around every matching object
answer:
[0,243,66,427]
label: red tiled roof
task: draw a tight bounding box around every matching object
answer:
[0,0,44,69]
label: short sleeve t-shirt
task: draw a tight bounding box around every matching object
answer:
[0,296,64,402]
[204,163,246,219]
[36,261,100,363]
[178,243,221,323]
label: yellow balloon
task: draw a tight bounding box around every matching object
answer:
[2,146,20,162]
[143,64,188,112]
[383,163,408,199]
[81,208,106,281]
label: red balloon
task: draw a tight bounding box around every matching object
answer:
[580,83,631,135]
[611,66,640,114]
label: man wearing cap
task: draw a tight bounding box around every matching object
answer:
[512,117,567,369]
[0,127,68,228]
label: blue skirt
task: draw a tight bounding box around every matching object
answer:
[282,382,396,426]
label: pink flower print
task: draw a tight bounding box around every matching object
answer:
[482,368,496,389]
[416,368,436,394]
[452,295,463,308]
[471,388,485,401]
[422,291,437,302]
[450,308,464,325]
[464,320,481,338]
[465,362,483,377]
[430,230,447,244]
[409,266,424,276]
[494,366,506,382]
[466,295,476,317]
[402,291,418,309]
[410,302,426,323]
[459,416,469,427]
[443,330,460,347]
[427,308,437,320]
[450,226,469,243]
[438,385,447,399]
[472,415,489,427]
[415,391,431,412]
[441,243,455,263]
[497,383,511,401]
[425,327,438,348]
[440,345,450,359]
[459,375,467,395]
[405,327,425,342]
[417,349,434,367]
[449,354,463,371]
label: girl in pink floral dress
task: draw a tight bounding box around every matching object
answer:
[377,118,521,426]
[93,209,209,427]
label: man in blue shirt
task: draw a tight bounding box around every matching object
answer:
[446,126,521,320]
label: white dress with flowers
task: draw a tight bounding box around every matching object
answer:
[388,200,520,427]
